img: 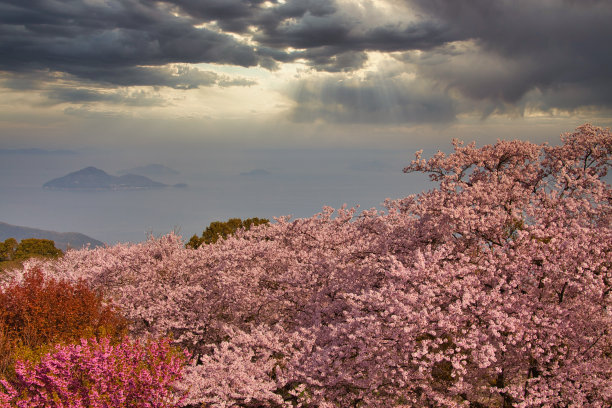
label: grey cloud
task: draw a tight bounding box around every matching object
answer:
[1,73,50,91]
[408,0,612,58]
[0,0,261,82]
[363,22,456,52]
[1,0,451,79]
[45,88,167,107]
[168,0,337,33]
[2,65,256,107]
[403,0,612,111]
[525,81,612,114]
[277,0,612,113]
[302,50,369,72]
[218,77,257,87]
[1,0,611,118]
[254,13,353,49]
[68,65,253,90]
[250,7,451,60]
[408,48,544,104]
[289,76,456,124]
[272,0,337,19]
[170,0,267,21]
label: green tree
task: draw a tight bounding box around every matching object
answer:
[186,217,269,249]
[0,239,17,262]
[0,238,63,274]
[13,238,63,260]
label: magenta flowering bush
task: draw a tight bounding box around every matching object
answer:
[19,124,611,407]
[0,336,188,408]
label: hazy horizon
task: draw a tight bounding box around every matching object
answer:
[0,145,437,244]
[1,0,611,244]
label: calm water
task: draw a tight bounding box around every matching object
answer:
[0,150,429,245]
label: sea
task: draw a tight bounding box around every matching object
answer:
[0,149,431,246]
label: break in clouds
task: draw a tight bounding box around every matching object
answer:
[1,0,611,122]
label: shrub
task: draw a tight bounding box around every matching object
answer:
[0,268,127,379]
[0,336,188,407]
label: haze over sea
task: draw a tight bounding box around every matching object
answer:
[0,148,432,245]
[1,0,611,246]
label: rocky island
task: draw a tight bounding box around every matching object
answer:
[43,167,168,190]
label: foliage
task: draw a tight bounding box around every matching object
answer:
[12,238,63,260]
[0,268,127,379]
[0,238,63,274]
[186,217,269,248]
[27,124,611,407]
[0,336,188,408]
[0,240,17,263]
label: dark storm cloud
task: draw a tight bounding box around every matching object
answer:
[284,0,612,119]
[247,6,453,72]
[168,0,338,32]
[1,0,611,118]
[0,0,261,84]
[298,49,369,72]
[289,76,456,124]
[0,0,452,80]
[403,0,612,111]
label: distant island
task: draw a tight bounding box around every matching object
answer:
[117,164,179,177]
[240,169,271,176]
[0,222,104,251]
[43,167,171,190]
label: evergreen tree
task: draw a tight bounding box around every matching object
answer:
[186,217,269,248]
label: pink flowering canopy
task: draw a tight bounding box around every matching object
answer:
[21,124,611,407]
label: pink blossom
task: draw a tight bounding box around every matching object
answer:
[0,337,188,407]
[13,124,611,407]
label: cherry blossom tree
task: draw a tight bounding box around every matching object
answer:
[20,124,610,407]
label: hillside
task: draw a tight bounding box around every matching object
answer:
[0,222,104,250]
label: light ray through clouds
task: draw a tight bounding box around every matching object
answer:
[0,0,611,242]
[0,0,610,142]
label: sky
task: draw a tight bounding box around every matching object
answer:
[1,0,612,243]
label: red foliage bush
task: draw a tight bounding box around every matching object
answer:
[0,268,127,378]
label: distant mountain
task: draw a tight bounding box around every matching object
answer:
[118,164,179,177]
[43,167,167,190]
[240,169,271,176]
[0,222,104,251]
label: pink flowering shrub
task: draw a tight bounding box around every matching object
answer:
[0,268,128,379]
[0,336,188,407]
[21,124,611,407]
